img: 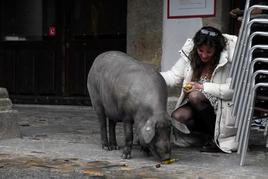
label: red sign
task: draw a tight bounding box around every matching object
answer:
[48,26,56,36]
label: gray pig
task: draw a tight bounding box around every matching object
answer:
[87,51,171,161]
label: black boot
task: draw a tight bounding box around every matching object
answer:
[200,139,222,153]
[197,107,222,152]
[173,127,208,147]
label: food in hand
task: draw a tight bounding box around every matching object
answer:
[183,83,192,91]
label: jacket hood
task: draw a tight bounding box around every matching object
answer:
[223,34,237,63]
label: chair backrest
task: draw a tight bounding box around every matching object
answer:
[230,5,268,86]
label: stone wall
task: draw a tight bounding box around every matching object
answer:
[127,0,163,71]
[203,0,232,33]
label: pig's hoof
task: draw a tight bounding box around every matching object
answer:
[110,145,120,150]
[109,145,119,150]
[141,146,151,157]
[121,153,131,159]
[102,144,110,151]
[102,144,119,151]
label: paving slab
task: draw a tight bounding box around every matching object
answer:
[0,104,267,179]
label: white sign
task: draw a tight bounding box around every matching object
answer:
[167,0,215,18]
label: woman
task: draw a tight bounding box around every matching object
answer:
[161,26,238,153]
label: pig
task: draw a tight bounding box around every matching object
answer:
[87,51,171,161]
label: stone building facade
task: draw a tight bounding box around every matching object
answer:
[127,0,232,70]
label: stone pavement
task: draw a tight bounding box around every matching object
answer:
[0,104,267,179]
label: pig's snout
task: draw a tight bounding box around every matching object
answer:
[159,149,171,161]
[149,142,171,161]
[155,151,171,162]
[159,153,171,162]
[152,126,171,161]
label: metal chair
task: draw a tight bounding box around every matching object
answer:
[235,58,268,152]
[230,3,268,82]
[234,45,268,128]
[229,0,251,77]
[239,79,268,166]
[230,20,268,121]
[232,33,268,119]
[228,0,268,166]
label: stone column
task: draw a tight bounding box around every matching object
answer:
[0,88,21,139]
[127,0,163,70]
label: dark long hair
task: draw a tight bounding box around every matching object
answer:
[189,26,226,81]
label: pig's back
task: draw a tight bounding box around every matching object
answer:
[88,51,167,119]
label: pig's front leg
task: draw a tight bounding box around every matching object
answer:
[108,119,119,150]
[121,120,133,159]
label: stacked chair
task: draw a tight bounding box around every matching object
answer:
[229,0,268,166]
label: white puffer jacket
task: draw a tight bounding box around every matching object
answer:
[161,34,238,153]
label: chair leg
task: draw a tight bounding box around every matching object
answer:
[265,118,268,148]
[240,114,253,166]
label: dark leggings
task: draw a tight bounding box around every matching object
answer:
[171,91,216,138]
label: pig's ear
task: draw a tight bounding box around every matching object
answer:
[170,117,190,134]
[141,119,156,144]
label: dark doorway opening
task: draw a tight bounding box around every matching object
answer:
[0,0,127,105]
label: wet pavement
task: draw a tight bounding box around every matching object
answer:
[0,104,267,179]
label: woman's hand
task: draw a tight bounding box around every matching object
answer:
[183,82,203,93]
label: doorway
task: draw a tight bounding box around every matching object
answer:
[0,0,127,105]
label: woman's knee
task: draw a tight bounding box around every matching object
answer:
[171,107,192,123]
[171,110,180,120]
[188,91,208,109]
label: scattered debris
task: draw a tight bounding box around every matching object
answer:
[155,163,161,168]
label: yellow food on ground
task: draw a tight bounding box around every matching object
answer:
[161,159,176,164]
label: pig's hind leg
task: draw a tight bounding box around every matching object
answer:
[96,109,110,150]
[91,97,110,150]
